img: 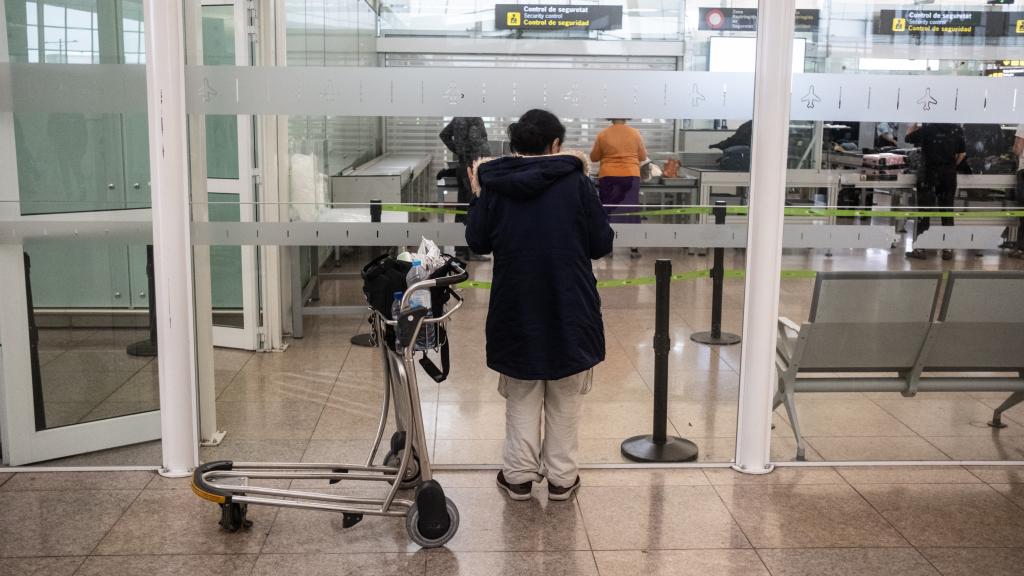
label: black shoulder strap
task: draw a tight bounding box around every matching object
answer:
[418,324,450,383]
[416,256,464,383]
[418,286,461,383]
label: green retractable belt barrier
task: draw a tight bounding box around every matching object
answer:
[457,269,819,291]
[619,206,1024,219]
[381,204,468,216]
[380,204,1024,219]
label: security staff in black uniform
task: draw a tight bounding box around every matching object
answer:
[905,123,966,261]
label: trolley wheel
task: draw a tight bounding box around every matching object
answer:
[342,513,364,528]
[406,482,458,548]
[218,502,252,532]
[384,450,422,490]
[390,431,407,452]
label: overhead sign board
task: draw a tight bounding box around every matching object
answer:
[876,10,1024,37]
[985,60,1024,77]
[495,4,623,31]
[698,8,820,32]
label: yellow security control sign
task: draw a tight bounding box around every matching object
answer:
[495,4,623,31]
[879,9,1024,37]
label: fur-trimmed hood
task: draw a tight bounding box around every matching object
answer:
[471,150,591,200]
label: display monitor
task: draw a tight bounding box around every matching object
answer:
[708,36,806,73]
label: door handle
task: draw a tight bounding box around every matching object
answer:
[107,183,116,190]
[133,183,141,190]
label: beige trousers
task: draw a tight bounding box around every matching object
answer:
[498,370,592,487]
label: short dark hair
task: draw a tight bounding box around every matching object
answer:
[507,109,566,155]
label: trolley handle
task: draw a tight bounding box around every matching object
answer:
[434,262,469,287]
[399,262,468,312]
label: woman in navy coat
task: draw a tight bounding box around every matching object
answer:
[466,109,614,502]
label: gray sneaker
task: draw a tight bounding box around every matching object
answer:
[496,471,532,501]
[547,476,581,501]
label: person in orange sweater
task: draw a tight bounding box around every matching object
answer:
[590,119,647,258]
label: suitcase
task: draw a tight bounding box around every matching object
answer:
[862,153,906,168]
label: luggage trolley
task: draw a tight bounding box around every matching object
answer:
[192,261,469,548]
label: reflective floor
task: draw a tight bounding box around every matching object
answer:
[2,467,1024,574]
[21,244,1024,467]
[34,324,159,429]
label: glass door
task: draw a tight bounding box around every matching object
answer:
[201,0,259,351]
[0,0,160,466]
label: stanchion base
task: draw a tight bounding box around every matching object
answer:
[621,435,699,463]
[690,332,741,346]
[350,333,376,348]
[126,339,158,357]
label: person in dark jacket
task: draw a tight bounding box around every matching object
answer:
[905,123,966,261]
[466,109,614,502]
[442,117,491,260]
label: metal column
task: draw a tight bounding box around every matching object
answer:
[733,0,797,475]
[144,0,200,477]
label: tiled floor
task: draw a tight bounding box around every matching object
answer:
[16,245,1024,468]
[3,467,1024,575]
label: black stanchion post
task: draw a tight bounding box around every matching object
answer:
[24,253,47,431]
[127,245,158,357]
[651,258,670,444]
[621,259,699,463]
[352,199,383,348]
[691,201,741,346]
[370,198,383,223]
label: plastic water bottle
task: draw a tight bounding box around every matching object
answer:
[391,291,404,352]
[405,260,434,349]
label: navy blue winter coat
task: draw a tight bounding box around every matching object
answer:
[466,153,615,381]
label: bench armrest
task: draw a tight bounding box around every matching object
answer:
[778,317,801,335]
[776,317,802,370]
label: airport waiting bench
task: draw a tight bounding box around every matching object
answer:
[775,270,1024,461]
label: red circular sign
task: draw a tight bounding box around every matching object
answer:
[706,9,726,30]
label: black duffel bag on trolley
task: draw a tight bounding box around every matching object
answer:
[361,253,466,383]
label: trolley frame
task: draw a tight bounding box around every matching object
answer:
[192,262,467,545]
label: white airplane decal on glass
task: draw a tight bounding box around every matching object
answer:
[917,88,938,111]
[691,83,707,107]
[801,85,822,109]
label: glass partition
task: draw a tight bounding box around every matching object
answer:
[0,0,160,466]
[186,0,762,468]
[202,4,239,181]
[7,0,150,215]
[771,0,1024,463]
[25,238,159,427]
